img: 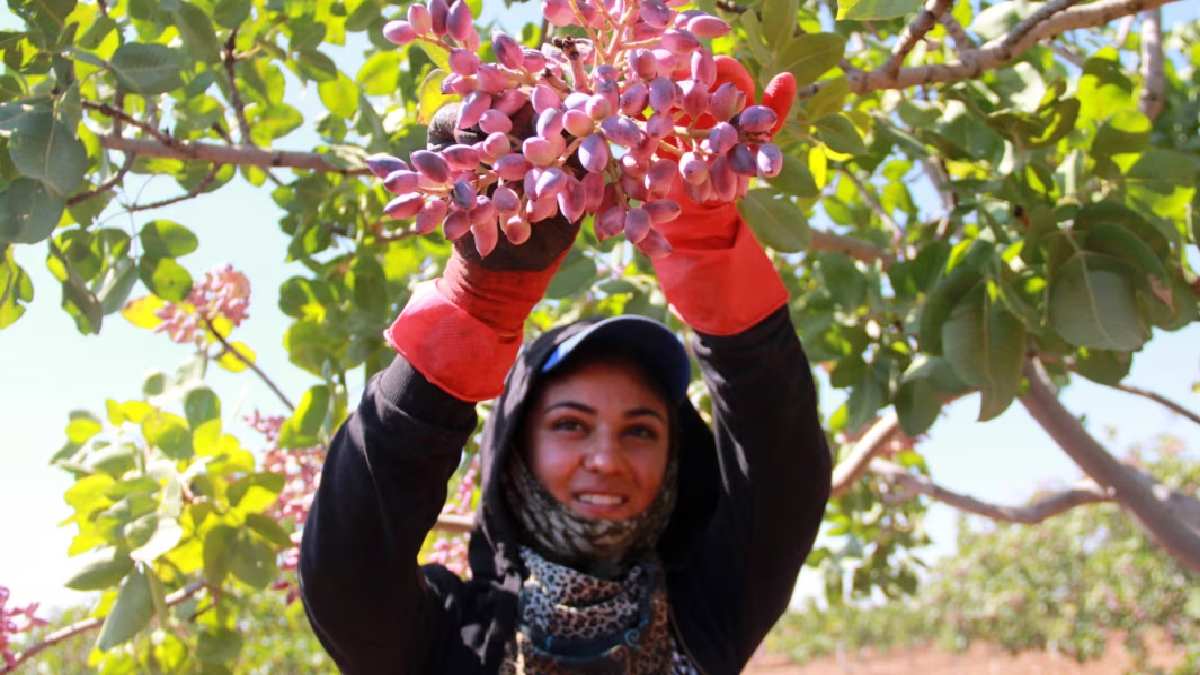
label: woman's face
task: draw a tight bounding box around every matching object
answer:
[523,359,671,521]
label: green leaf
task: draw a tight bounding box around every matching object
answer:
[172,2,220,62]
[837,0,922,20]
[1073,348,1131,386]
[895,376,941,436]
[356,51,402,96]
[846,364,886,432]
[96,565,155,651]
[8,112,86,197]
[737,189,810,252]
[245,513,294,549]
[1049,253,1148,352]
[0,178,65,244]
[0,248,34,329]
[1081,221,1167,282]
[803,77,849,121]
[773,33,844,87]
[279,384,330,448]
[138,257,193,302]
[97,258,138,315]
[229,472,283,513]
[814,113,866,155]
[197,627,243,664]
[774,153,818,198]
[231,532,276,589]
[761,0,798,49]
[111,43,185,94]
[918,241,993,354]
[1092,109,1150,157]
[66,550,133,591]
[941,284,1026,421]
[142,410,193,460]
[184,386,221,429]
[203,524,237,585]
[212,0,251,27]
[318,71,358,118]
[416,68,449,124]
[546,249,596,299]
[139,220,198,258]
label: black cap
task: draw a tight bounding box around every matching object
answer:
[538,315,691,404]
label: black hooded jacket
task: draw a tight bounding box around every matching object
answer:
[300,306,831,674]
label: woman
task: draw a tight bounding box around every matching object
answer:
[300,61,831,674]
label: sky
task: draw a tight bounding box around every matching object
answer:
[2,1,1199,616]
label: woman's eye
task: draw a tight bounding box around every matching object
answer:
[551,418,585,432]
[627,425,659,440]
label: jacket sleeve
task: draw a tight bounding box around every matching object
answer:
[687,305,832,664]
[299,355,477,674]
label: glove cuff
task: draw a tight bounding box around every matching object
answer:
[385,281,523,402]
[437,251,565,337]
[652,219,788,336]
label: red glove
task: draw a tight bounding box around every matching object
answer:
[651,59,795,335]
[386,105,579,402]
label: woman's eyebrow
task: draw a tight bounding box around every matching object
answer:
[544,401,596,414]
[625,407,666,421]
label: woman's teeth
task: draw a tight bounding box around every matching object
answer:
[577,493,625,506]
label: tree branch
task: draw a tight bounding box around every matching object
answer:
[831,412,902,498]
[66,152,134,206]
[808,229,895,267]
[842,169,904,248]
[83,100,174,146]
[1020,358,1200,573]
[202,316,296,411]
[797,0,1184,100]
[123,163,220,212]
[222,28,254,145]
[1000,0,1081,53]
[2,582,204,674]
[885,0,953,77]
[1138,8,1165,120]
[97,135,369,175]
[871,460,1114,523]
[1111,382,1200,427]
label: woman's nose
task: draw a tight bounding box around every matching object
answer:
[582,432,623,474]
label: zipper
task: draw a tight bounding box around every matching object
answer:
[667,602,708,675]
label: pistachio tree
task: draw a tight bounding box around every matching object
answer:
[1,0,1198,670]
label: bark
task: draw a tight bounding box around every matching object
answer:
[797,0,1185,100]
[871,460,1114,523]
[1020,359,1200,573]
[98,135,370,175]
[885,0,954,77]
[1138,8,1165,120]
[831,412,902,498]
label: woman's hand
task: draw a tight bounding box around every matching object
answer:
[427,103,581,272]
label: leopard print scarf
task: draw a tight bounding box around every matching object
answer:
[498,547,699,675]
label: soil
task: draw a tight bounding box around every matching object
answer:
[744,632,1187,675]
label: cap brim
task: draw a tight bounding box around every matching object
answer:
[539,315,691,403]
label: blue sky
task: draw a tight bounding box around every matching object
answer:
[2,2,1199,613]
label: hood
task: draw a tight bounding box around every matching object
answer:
[467,317,722,584]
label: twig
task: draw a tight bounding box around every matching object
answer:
[223,28,254,145]
[939,14,975,51]
[66,152,134,206]
[831,412,902,498]
[83,100,175,146]
[797,0,1184,100]
[435,513,474,533]
[1050,42,1087,67]
[842,169,904,248]
[885,0,953,77]
[809,229,894,267]
[97,135,370,175]
[1111,382,1200,427]
[1138,8,1165,120]
[2,582,204,674]
[1114,13,1134,47]
[871,460,1114,523]
[123,164,220,212]
[202,316,296,411]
